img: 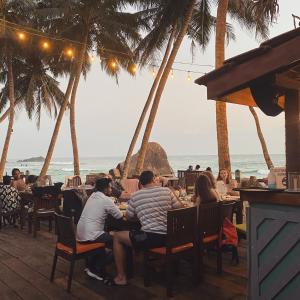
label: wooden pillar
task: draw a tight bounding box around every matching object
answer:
[285,90,300,173]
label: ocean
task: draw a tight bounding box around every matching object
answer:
[5,154,286,183]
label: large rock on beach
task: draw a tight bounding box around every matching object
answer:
[117,142,174,177]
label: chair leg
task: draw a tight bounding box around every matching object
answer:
[67,259,75,293]
[125,246,134,279]
[50,253,58,282]
[166,257,173,298]
[232,246,239,265]
[143,251,150,287]
[49,217,52,232]
[217,245,222,274]
[33,217,38,238]
[28,215,32,234]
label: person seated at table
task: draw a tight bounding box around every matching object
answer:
[203,170,217,189]
[195,164,201,171]
[26,175,38,189]
[187,165,193,171]
[11,168,26,192]
[216,168,239,196]
[192,174,220,205]
[110,170,183,286]
[77,178,123,281]
[97,173,131,200]
[0,175,21,221]
[206,167,212,172]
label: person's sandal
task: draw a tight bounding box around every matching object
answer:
[103,277,128,287]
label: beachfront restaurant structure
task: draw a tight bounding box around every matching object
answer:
[195,27,300,299]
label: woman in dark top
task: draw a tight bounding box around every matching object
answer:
[192,174,220,205]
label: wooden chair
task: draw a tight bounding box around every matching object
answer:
[143,206,198,297]
[185,171,202,194]
[0,199,20,230]
[50,213,105,292]
[221,201,239,264]
[62,190,83,225]
[198,202,223,274]
[28,186,61,237]
[67,176,82,188]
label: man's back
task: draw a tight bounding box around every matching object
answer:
[126,186,181,234]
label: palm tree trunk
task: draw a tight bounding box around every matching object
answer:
[0,107,10,123]
[39,73,75,177]
[0,52,15,179]
[135,0,197,175]
[249,106,274,169]
[69,34,88,176]
[215,0,231,173]
[121,27,176,179]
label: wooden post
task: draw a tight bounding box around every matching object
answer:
[285,90,300,173]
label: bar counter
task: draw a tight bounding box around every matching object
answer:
[240,189,300,300]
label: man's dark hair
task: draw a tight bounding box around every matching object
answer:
[139,170,154,186]
[95,178,112,192]
[3,175,11,185]
[27,175,38,184]
[195,165,200,170]
[12,168,20,175]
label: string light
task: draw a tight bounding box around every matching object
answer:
[131,64,137,74]
[187,71,192,81]
[65,48,74,58]
[41,41,50,50]
[17,32,26,41]
[89,55,95,63]
[110,60,118,69]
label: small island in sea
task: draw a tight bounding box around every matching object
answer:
[17,156,45,163]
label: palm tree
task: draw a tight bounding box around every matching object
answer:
[39,0,141,176]
[215,0,231,173]
[249,107,274,169]
[121,26,176,179]
[135,0,197,175]
[0,0,35,179]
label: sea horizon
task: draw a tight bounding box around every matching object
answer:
[5,154,286,183]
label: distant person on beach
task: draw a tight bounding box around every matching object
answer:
[11,168,26,192]
[192,174,219,205]
[0,175,21,217]
[216,169,238,196]
[195,165,201,171]
[187,165,193,171]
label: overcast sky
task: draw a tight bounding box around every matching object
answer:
[0,0,298,159]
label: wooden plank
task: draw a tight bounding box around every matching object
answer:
[0,261,47,300]
[1,257,77,300]
[0,279,23,300]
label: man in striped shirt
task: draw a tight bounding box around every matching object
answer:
[111,170,183,286]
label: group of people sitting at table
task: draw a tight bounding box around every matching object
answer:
[76,168,239,286]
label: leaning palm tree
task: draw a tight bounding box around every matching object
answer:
[134,0,197,175]
[38,0,141,176]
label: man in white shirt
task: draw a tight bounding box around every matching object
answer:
[77,178,123,280]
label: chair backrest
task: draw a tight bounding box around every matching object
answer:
[62,190,83,224]
[198,202,222,237]
[32,185,61,197]
[166,206,197,249]
[55,213,76,250]
[185,171,202,194]
[32,186,61,211]
[67,176,82,188]
[120,179,139,194]
[221,201,236,222]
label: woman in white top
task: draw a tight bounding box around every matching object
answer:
[216,169,238,196]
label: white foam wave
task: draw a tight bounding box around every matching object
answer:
[51,162,73,165]
[257,169,269,175]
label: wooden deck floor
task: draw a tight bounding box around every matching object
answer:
[0,225,247,300]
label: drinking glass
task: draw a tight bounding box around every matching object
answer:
[288,172,300,191]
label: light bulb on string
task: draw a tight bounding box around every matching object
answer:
[89,55,95,63]
[41,41,50,50]
[110,59,118,69]
[131,64,137,74]
[187,71,192,81]
[65,48,74,59]
[17,32,26,41]
[151,66,156,78]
